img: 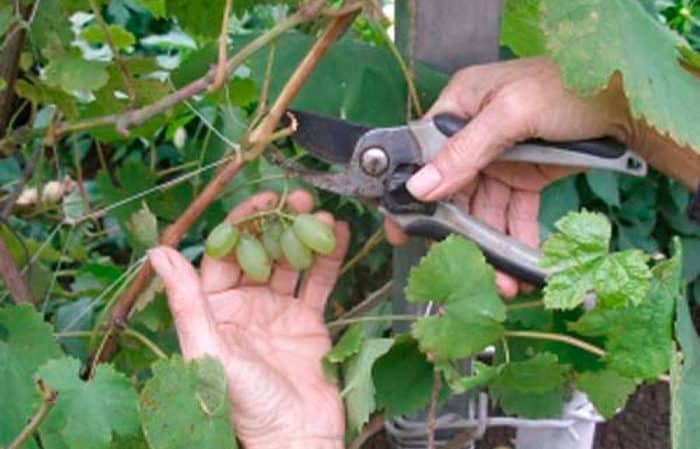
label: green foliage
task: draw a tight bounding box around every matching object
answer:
[489,353,569,418]
[406,235,505,361]
[501,0,546,57]
[672,288,700,449]
[340,337,393,434]
[140,356,238,449]
[44,55,110,94]
[569,250,680,379]
[541,0,700,152]
[577,369,637,419]
[0,306,62,449]
[372,336,435,418]
[38,357,140,449]
[541,211,652,309]
[81,24,136,49]
[325,324,364,364]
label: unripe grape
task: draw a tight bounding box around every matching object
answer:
[236,233,271,282]
[205,222,239,259]
[292,214,336,255]
[281,226,312,270]
[262,221,284,260]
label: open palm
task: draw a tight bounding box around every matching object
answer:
[148,190,348,449]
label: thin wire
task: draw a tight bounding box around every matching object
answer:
[183,99,241,150]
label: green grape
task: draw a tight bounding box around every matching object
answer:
[292,214,336,255]
[235,234,271,282]
[262,221,284,260]
[205,222,239,259]
[281,226,312,270]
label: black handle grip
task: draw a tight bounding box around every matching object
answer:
[433,112,626,159]
[400,217,546,287]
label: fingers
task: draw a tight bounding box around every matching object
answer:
[507,190,541,293]
[267,189,314,295]
[384,218,409,246]
[201,191,279,294]
[148,246,222,360]
[408,92,534,202]
[300,216,351,313]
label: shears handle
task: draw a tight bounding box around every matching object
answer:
[383,202,550,287]
[427,114,647,176]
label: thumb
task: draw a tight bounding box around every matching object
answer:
[148,246,222,360]
[407,95,532,201]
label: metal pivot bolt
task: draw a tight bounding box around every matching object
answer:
[360,147,389,177]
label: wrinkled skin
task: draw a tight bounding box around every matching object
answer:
[385,57,633,298]
[151,57,638,449]
[149,190,347,449]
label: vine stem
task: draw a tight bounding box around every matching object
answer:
[90,6,359,368]
[339,226,384,275]
[7,380,57,449]
[209,0,234,92]
[505,330,606,357]
[426,369,441,449]
[505,299,544,311]
[326,313,419,329]
[56,329,167,360]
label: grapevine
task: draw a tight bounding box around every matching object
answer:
[0,2,698,449]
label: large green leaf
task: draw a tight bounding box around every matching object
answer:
[501,0,546,57]
[490,353,569,418]
[37,357,140,449]
[541,0,700,152]
[166,0,225,39]
[406,235,505,361]
[342,337,393,434]
[139,356,237,449]
[541,211,652,309]
[577,369,637,419]
[0,306,63,449]
[177,31,448,126]
[44,54,109,94]
[672,295,700,449]
[569,251,680,380]
[372,336,435,418]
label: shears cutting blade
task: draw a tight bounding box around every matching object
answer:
[276,110,648,286]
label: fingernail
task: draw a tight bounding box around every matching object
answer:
[407,164,442,198]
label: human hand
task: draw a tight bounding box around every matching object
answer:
[385,57,633,297]
[148,190,349,449]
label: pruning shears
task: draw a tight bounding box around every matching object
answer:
[273,110,648,286]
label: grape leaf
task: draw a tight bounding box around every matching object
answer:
[134,0,166,17]
[325,324,364,364]
[342,338,393,434]
[127,203,159,248]
[166,0,225,39]
[541,211,652,309]
[569,252,680,379]
[372,336,435,418]
[577,369,637,419]
[0,306,62,449]
[406,235,505,361]
[37,357,140,449]
[140,355,237,449]
[585,170,620,207]
[81,24,136,50]
[672,292,700,449]
[593,250,651,308]
[490,353,569,418]
[44,54,109,94]
[541,0,700,152]
[501,0,546,57]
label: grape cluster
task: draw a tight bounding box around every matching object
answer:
[204,213,336,282]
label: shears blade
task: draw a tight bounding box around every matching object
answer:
[285,109,373,164]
